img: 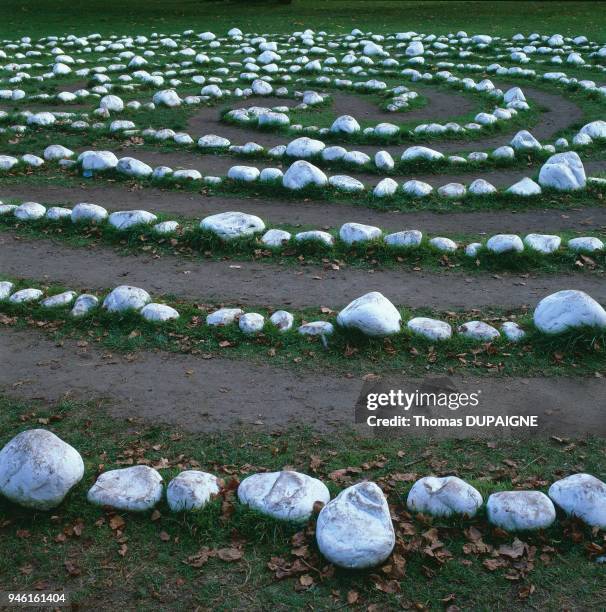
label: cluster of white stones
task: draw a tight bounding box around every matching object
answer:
[1,429,604,568]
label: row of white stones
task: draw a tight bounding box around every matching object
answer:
[3,201,604,257]
[1,429,604,569]
[3,280,606,339]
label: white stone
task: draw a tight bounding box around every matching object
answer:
[429,237,457,252]
[100,94,124,112]
[103,285,151,313]
[283,160,328,190]
[458,321,500,341]
[407,317,452,341]
[238,471,330,521]
[71,203,108,223]
[568,237,604,252]
[524,234,561,254]
[329,175,365,193]
[87,465,163,512]
[510,130,541,151]
[0,429,84,510]
[486,234,524,254]
[154,221,179,234]
[373,178,398,197]
[401,146,444,162]
[116,157,153,178]
[321,146,346,162]
[538,152,586,191]
[44,144,74,160]
[298,321,334,336]
[316,482,395,569]
[487,491,556,531]
[198,134,230,148]
[9,288,43,304]
[141,303,179,322]
[239,312,265,334]
[71,294,98,317]
[339,223,381,244]
[46,207,72,220]
[407,476,482,517]
[261,228,291,247]
[200,211,265,240]
[331,115,360,134]
[337,291,401,336]
[492,145,515,160]
[270,310,294,332]
[285,137,325,158]
[506,177,542,196]
[167,471,220,512]
[295,230,334,246]
[502,321,526,342]
[374,151,394,171]
[259,168,283,182]
[579,120,606,140]
[385,230,422,247]
[465,242,483,257]
[14,202,46,220]
[109,210,157,230]
[41,291,76,308]
[206,308,243,326]
[402,180,433,197]
[533,290,606,334]
[152,89,181,107]
[79,150,118,171]
[227,165,260,182]
[0,281,15,300]
[469,178,497,195]
[549,473,606,529]
[438,183,466,198]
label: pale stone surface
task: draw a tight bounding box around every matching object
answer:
[238,470,330,521]
[167,470,220,512]
[282,160,328,190]
[0,429,84,510]
[200,211,265,240]
[270,310,294,332]
[116,157,153,178]
[14,202,46,220]
[407,476,483,517]
[538,152,586,191]
[524,234,561,254]
[140,303,179,322]
[329,175,365,193]
[568,237,604,252]
[533,290,606,334]
[261,228,291,247]
[549,473,606,529]
[298,321,334,336]
[506,177,542,196]
[295,230,334,246]
[458,320,500,341]
[71,203,108,223]
[337,291,401,336]
[71,294,98,317]
[103,285,151,312]
[227,165,260,182]
[316,482,395,569]
[438,183,466,198]
[79,150,119,171]
[9,288,43,304]
[87,465,163,511]
[154,221,179,234]
[373,178,398,197]
[285,137,325,158]
[429,237,457,252]
[207,308,243,326]
[407,317,452,341]
[239,312,265,334]
[0,281,14,300]
[502,321,526,342]
[487,491,556,531]
[46,207,72,220]
[486,234,524,254]
[41,291,76,308]
[385,230,422,247]
[109,210,157,230]
[401,146,444,162]
[402,180,433,197]
[339,222,381,244]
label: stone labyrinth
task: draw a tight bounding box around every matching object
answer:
[1,28,606,568]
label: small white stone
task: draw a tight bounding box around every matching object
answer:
[103,285,151,313]
[109,210,157,230]
[329,175,365,193]
[407,317,452,341]
[568,237,604,252]
[337,291,401,336]
[373,178,398,198]
[506,177,542,196]
[295,230,334,246]
[270,310,294,332]
[331,115,360,134]
[465,242,483,257]
[438,183,466,198]
[486,234,524,254]
[140,303,179,322]
[71,294,98,317]
[41,291,76,308]
[385,230,422,247]
[0,281,15,300]
[14,202,46,220]
[469,178,497,195]
[46,207,72,220]
[227,165,260,182]
[533,289,606,334]
[339,222,381,244]
[487,491,556,531]
[524,234,561,254]
[9,288,43,304]
[207,308,243,326]
[283,160,328,190]
[71,203,108,224]
[549,473,606,529]
[200,211,265,240]
[429,237,457,252]
[167,471,220,512]
[239,312,265,334]
[502,321,526,342]
[458,321,500,341]
[298,321,334,336]
[153,221,179,234]
[407,476,482,517]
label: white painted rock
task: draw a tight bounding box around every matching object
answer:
[261,228,291,247]
[502,321,526,342]
[154,221,179,234]
[109,210,157,230]
[407,476,483,517]
[0,429,84,510]
[285,137,325,158]
[87,465,163,511]
[465,242,483,257]
[71,294,98,317]
[295,230,334,246]
[458,321,500,341]
[506,177,542,196]
[207,308,243,326]
[167,470,220,512]
[44,144,74,161]
[469,178,497,195]
[316,482,395,569]
[198,135,230,148]
[533,290,606,334]
[238,470,330,521]
[402,180,433,197]
[9,288,43,304]
[71,203,108,223]
[0,155,19,170]
[79,150,119,171]
[270,310,294,331]
[337,291,401,336]
[524,233,561,254]
[579,120,606,140]
[487,491,556,531]
[0,281,14,300]
[141,303,179,322]
[510,130,541,151]
[103,286,151,313]
[46,207,72,221]
[116,157,153,178]
[200,211,265,240]
[568,237,604,252]
[375,151,395,171]
[41,291,76,308]
[385,230,423,247]
[14,202,46,220]
[486,234,524,254]
[438,183,466,198]
[152,89,181,107]
[538,152,586,191]
[283,160,328,190]
[298,321,334,336]
[227,165,260,182]
[407,317,452,341]
[548,473,606,529]
[331,115,360,134]
[339,222,381,244]
[329,175,365,193]
[429,237,457,252]
[373,178,398,197]
[401,146,444,162]
[239,312,265,334]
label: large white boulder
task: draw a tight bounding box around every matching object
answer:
[337,291,401,336]
[579,120,606,140]
[407,317,452,341]
[78,150,119,171]
[487,491,556,531]
[510,130,541,151]
[200,211,265,240]
[103,285,151,313]
[407,476,483,517]
[538,152,586,191]
[339,222,381,244]
[282,160,328,190]
[238,471,329,521]
[316,482,395,569]
[14,202,46,220]
[548,473,606,529]
[167,470,220,512]
[0,429,84,510]
[109,210,157,230]
[152,89,182,107]
[87,465,163,511]
[533,290,606,334]
[331,115,360,134]
[285,137,325,158]
[71,203,108,223]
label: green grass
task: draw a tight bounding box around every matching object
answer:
[2,213,606,275]
[2,277,606,378]
[0,394,604,610]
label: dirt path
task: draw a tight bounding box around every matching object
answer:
[1,328,604,435]
[4,183,606,233]
[2,234,605,309]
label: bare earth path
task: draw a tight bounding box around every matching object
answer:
[2,234,605,309]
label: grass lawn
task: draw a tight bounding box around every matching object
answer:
[0,395,605,610]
